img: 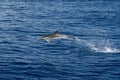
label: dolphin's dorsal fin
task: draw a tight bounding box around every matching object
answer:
[53,31,59,34]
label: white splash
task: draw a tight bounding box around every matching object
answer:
[74,37,120,53]
[92,46,120,53]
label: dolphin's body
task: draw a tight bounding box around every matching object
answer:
[40,31,75,43]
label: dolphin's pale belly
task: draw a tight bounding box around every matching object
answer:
[50,34,70,39]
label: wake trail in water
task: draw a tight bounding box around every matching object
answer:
[74,37,120,53]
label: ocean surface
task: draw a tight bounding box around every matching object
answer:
[0,0,120,80]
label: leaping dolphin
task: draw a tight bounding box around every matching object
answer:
[40,31,75,43]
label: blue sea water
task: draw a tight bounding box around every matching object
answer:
[0,0,120,80]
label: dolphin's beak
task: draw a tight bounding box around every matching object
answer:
[39,36,43,40]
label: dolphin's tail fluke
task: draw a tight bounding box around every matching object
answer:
[68,35,76,39]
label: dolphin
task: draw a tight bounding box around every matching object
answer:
[40,31,75,43]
